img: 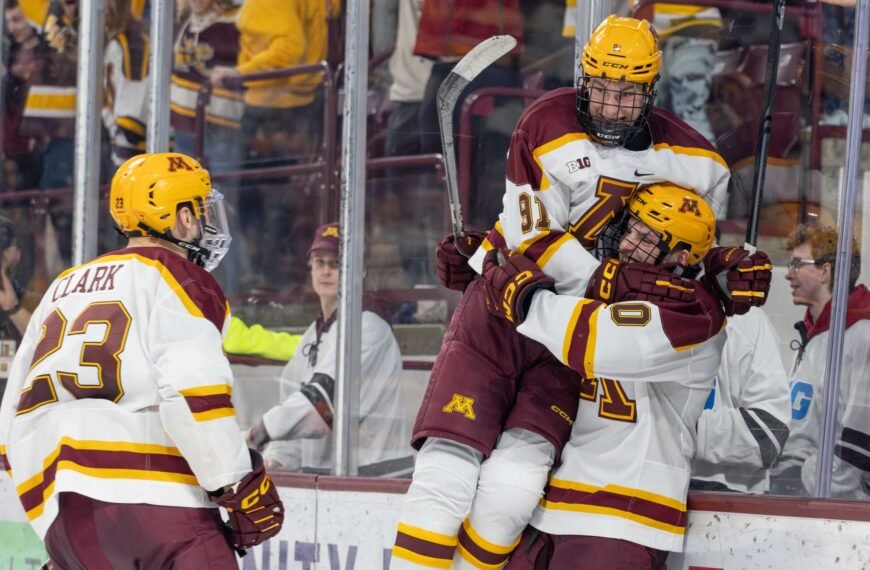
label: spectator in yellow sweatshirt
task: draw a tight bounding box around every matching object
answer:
[210,0,340,166]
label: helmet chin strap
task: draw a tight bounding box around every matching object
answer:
[139,222,210,268]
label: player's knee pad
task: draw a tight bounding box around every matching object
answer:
[393,438,484,569]
[455,429,555,569]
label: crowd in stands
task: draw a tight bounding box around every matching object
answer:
[0,0,867,500]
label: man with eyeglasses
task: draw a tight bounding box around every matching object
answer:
[245,223,414,477]
[770,224,870,497]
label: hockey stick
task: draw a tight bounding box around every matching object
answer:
[437,35,518,243]
[744,0,787,250]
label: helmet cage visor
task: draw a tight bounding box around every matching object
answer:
[617,215,671,265]
[197,189,232,272]
[577,75,656,147]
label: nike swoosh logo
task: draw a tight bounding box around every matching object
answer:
[634,170,655,177]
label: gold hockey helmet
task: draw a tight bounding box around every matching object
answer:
[582,15,662,84]
[109,152,231,271]
[628,183,715,266]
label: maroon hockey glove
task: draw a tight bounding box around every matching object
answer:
[436,230,487,292]
[210,449,284,549]
[585,258,697,304]
[481,249,555,324]
[702,246,772,316]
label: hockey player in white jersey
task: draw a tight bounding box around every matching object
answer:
[397,16,771,569]
[0,153,284,568]
[690,306,791,494]
[480,183,727,568]
[772,224,870,498]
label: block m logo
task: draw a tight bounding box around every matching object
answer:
[167,156,194,172]
[679,197,702,216]
[442,394,476,420]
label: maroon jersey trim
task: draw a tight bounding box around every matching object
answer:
[18,440,197,517]
[103,247,229,333]
[542,481,688,534]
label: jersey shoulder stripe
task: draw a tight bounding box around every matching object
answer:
[98,247,228,332]
[514,88,579,142]
[565,299,603,377]
[648,108,727,167]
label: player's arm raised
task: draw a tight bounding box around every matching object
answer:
[520,289,724,385]
[481,250,725,384]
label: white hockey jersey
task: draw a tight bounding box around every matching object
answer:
[261,310,413,477]
[470,88,730,296]
[773,285,870,498]
[0,247,251,538]
[691,308,791,493]
[517,285,725,552]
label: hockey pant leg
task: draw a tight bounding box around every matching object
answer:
[392,437,484,568]
[453,428,555,569]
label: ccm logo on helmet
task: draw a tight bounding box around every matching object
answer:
[602,62,629,69]
[167,156,194,172]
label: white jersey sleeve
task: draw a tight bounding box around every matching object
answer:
[518,288,725,384]
[262,321,331,442]
[468,128,600,297]
[694,308,791,471]
[800,320,870,498]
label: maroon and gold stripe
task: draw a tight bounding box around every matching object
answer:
[482,223,507,252]
[393,522,457,568]
[564,299,604,378]
[456,518,518,569]
[179,384,235,421]
[16,438,197,520]
[1,445,10,475]
[542,479,687,535]
[518,231,574,270]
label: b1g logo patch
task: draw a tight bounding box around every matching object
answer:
[442,394,476,420]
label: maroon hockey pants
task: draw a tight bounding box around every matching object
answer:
[505,526,669,570]
[44,492,239,570]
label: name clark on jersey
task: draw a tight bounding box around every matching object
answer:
[51,264,124,302]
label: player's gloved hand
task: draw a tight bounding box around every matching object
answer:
[210,449,284,549]
[436,230,487,292]
[702,246,772,316]
[585,258,696,304]
[481,249,555,324]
